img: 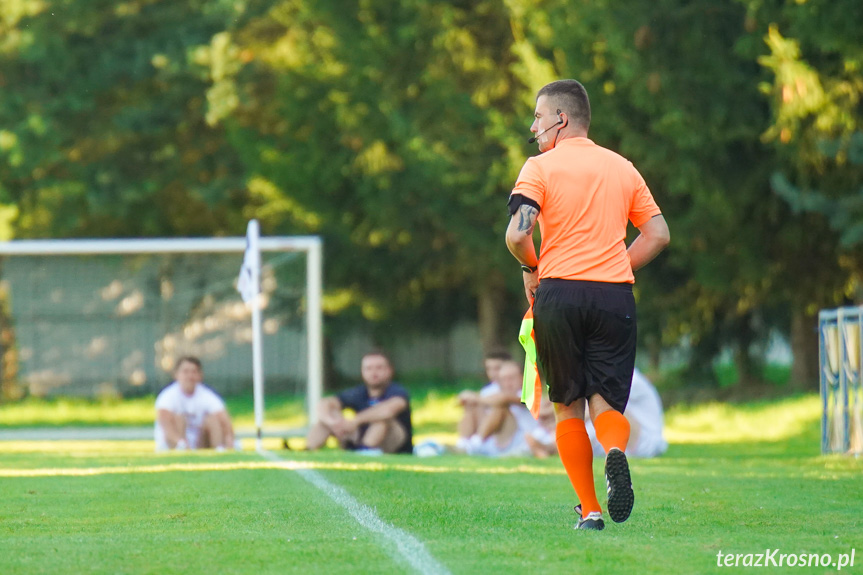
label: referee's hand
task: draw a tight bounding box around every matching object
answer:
[522,269,539,304]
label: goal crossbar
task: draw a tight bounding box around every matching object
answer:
[0,237,321,255]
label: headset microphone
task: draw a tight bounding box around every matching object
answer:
[527,116,563,144]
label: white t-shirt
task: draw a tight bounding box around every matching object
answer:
[586,368,668,458]
[154,382,226,450]
[479,381,500,397]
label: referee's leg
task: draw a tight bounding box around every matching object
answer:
[534,281,605,526]
[588,394,630,452]
[583,284,637,523]
[554,400,603,523]
[586,360,636,523]
[594,399,635,523]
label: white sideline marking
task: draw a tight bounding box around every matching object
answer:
[259,449,451,575]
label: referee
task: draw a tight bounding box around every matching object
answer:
[505,79,670,531]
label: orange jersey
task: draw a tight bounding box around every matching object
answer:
[511,138,661,283]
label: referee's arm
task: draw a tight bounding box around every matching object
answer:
[627,214,670,271]
[505,203,539,266]
[505,203,540,302]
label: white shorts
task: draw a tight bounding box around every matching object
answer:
[154,423,199,452]
[470,430,532,458]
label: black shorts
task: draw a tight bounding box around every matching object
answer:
[533,278,636,412]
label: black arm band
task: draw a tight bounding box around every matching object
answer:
[507,194,541,216]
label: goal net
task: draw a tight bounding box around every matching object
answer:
[0,236,323,437]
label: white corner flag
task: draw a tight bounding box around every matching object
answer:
[237,219,261,304]
[237,219,265,449]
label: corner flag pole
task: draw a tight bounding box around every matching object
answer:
[238,219,265,451]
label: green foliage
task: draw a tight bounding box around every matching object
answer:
[524,0,780,384]
[745,0,863,268]
[772,140,863,248]
[0,0,250,238]
[1,0,862,388]
[217,0,536,341]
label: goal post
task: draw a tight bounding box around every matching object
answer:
[819,306,863,455]
[0,234,323,438]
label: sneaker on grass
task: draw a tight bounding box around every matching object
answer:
[575,511,604,531]
[605,447,634,523]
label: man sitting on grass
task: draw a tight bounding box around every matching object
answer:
[456,360,539,457]
[455,349,512,450]
[525,397,559,458]
[306,350,413,454]
[154,356,237,452]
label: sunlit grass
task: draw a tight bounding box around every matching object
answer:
[1,389,825,449]
[0,384,467,434]
[0,394,308,429]
[0,458,569,478]
[410,388,463,431]
[0,396,157,426]
[0,437,291,455]
[0,388,821,462]
[0,397,860,575]
[664,394,820,444]
[0,440,155,455]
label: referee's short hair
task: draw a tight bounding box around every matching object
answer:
[537,80,591,132]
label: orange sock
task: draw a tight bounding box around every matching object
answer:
[556,418,600,517]
[593,410,630,453]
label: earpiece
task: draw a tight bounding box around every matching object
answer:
[527,110,565,144]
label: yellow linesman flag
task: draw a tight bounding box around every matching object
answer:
[518,304,544,419]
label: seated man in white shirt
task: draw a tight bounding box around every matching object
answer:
[458,359,538,457]
[525,396,558,458]
[585,367,668,458]
[455,350,511,448]
[154,356,237,452]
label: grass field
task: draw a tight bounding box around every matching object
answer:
[1,393,862,574]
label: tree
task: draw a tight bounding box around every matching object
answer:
[220,0,540,352]
[527,0,778,385]
[0,1,254,399]
[743,3,863,388]
[0,0,250,240]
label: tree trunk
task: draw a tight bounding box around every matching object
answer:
[645,333,662,373]
[789,307,819,391]
[322,334,342,392]
[476,272,509,355]
[733,312,762,387]
[685,330,721,387]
